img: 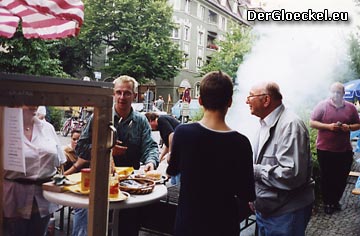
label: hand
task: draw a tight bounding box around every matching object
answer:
[340,124,351,132]
[249,202,255,213]
[160,152,170,162]
[329,122,342,132]
[112,140,128,157]
[143,162,155,172]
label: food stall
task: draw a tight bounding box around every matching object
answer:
[0,72,114,236]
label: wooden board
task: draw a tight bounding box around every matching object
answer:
[42,182,67,193]
[352,188,360,195]
[42,173,81,193]
[349,171,360,177]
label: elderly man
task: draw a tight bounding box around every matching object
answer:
[66,75,159,236]
[246,81,314,236]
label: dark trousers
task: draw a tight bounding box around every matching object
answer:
[317,149,353,205]
[117,207,143,236]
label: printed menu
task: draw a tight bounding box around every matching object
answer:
[3,107,26,173]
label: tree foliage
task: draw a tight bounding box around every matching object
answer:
[0,29,69,77]
[349,29,360,78]
[200,24,254,80]
[83,0,183,82]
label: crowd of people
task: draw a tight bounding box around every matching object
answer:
[2,72,359,236]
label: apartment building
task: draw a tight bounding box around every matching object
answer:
[155,0,252,108]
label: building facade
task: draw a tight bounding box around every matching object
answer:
[155,0,252,112]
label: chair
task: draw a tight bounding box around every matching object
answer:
[55,206,73,236]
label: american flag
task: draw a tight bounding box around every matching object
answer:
[0,0,84,39]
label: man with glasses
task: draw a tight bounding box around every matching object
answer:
[246,81,314,236]
[310,82,360,214]
[66,75,159,236]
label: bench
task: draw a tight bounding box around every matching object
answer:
[352,188,360,195]
[348,171,360,184]
[349,171,360,177]
[349,172,360,195]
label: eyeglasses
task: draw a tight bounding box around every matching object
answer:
[247,94,268,100]
[72,138,79,141]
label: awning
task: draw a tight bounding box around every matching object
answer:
[179,79,191,89]
[0,0,84,39]
[344,79,360,102]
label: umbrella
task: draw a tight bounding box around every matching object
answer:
[0,0,84,39]
[344,79,360,102]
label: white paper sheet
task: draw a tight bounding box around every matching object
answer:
[3,107,26,173]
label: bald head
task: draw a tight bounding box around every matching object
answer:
[247,81,283,119]
[253,81,283,101]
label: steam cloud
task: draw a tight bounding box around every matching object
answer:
[226,0,360,142]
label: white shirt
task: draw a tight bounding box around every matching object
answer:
[256,105,283,157]
[4,117,66,218]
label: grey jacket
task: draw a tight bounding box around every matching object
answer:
[253,104,314,216]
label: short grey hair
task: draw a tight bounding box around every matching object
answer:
[113,75,139,93]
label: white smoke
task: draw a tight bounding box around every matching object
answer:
[226,0,360,141]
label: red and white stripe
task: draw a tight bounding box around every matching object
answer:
[0,0,84,39]
[0,7,19,38]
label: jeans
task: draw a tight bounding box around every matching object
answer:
[72,208,87,236]
[256,204,313,236]
[170,174,181,185]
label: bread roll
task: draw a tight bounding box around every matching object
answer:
[145,170,161,180]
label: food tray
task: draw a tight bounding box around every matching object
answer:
[133,174,168,184]
[119,178,155,194]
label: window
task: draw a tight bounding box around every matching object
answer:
[198,5,205,20]
[207,31,218,50]
[173,0,181,10]
[196,57,203,68]
[194,82,200,98]
[184,26,190,41]
[198,31,203,46]
[104,47,109,67]
[197,48,203,69]
[185,0,190,13]
[172,27,179,39]
[183,44,189,69]
[183,53,189,69]
[209,10,217,24]
[206,56,212,65]
[220,16,226,30]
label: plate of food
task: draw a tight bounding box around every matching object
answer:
[119,178,155,194]
[109,191,130,202]
[64,184,90,195]
[133,170,168,184]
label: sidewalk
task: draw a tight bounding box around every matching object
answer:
[306,153,360,236]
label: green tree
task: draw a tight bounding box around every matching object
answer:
[0,29,69,77]
[54,37,94,77]
[83,0,183,82]
[200,24,254,80]
[349,29,360,78]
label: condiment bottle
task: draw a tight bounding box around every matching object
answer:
[81,168,91,192]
